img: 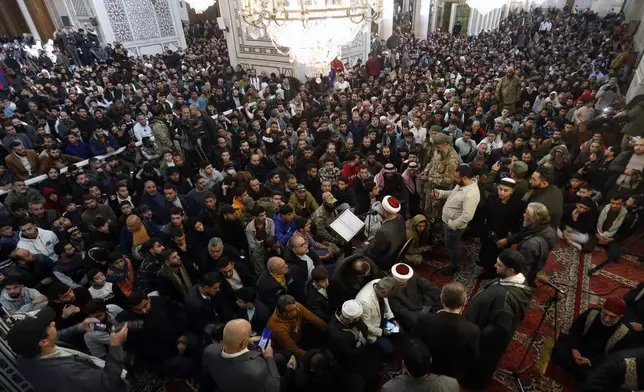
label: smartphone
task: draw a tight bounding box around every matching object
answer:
[257,328,272,350]
[385,321,400,334]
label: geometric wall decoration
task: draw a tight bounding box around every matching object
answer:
[71,0,90,16]
[103,0,134,42]
[153,0,176,37]
[103,0,176,43]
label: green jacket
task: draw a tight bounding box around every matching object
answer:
[288,192,319,217]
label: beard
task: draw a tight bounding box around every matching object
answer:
[600,311,619,327]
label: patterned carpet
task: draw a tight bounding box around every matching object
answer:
[415,237,644,392]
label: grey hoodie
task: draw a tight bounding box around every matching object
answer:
[0,286,48,313]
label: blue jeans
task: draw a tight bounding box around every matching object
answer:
[444,224,466,268]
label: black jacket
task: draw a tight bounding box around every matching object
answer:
[184,284,232,338]
[256,270,305,312]
[117,296,186,363]
[156,264,192,303]
[305,281,333,322]
[164,195,199,220]
[136,254,163,294]
[328,255,383,309]
[463,279,532,389]
[529,185,564,227]
[387,275,441,330]
[415,311,480,382]
[362,215,406,270]
[219,262,256,305]
[236,298,271,335]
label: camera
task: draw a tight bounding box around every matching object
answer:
[92,320,144,333]
[499,157,510,166]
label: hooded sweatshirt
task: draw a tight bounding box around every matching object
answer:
[17,228,59,262]
[0,286,48,313]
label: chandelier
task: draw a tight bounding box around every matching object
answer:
[240,0,382,76]
[186,0,216,13]
[467,0,508,15]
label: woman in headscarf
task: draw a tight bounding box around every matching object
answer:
[403,214,433,266]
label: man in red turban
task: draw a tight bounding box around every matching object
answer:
[552,297,635,383]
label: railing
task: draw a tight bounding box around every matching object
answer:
[0,96,274,195]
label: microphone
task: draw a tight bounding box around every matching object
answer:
[536,274,565,295]
[365,210,379,216]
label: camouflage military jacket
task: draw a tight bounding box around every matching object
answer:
[423,147,459,191]
[311,206,344,245]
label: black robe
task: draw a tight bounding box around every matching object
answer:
[582,348,644,392]
[361,215,406,270]
[463,278,533,389]
[479,194,526,270]
[553,307,635,382]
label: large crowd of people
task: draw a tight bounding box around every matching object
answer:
[1,5,644,392]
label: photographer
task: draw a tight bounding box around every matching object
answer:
[7,306,129,392]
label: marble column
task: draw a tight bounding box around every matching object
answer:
[413,0,430,39]
[448,2,457,33]
[16,0,41,41]
[496,7,502,27]
[467,8,476,35]
[429,0,438,32]
[379,0,394,40]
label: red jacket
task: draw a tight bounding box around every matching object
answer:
[340,163,359,186]
[366,58,380,77]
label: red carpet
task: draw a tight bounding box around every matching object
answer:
[415,237,644,392]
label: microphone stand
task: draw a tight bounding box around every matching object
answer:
[497,286,562,392]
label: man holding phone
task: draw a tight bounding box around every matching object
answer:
[203,319,296,392]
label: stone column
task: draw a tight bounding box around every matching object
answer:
[429,0,438,32]
[467,8,476,35]
[496,7,502,27]
[448,2,457,33]
[403,0,410,14]
[379,0,394,40]
[413,0,430,39]
[16,0,41,41]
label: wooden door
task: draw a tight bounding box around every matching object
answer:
[0,0,31,39]
[24,0,56,41]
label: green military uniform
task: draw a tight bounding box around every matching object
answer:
[256,197,280,219]
[419,125,441,169]
[311,205,346,247]
[485,161,530,200]
[422,133,459,240]
[495,72,522,112]
[149,117,174,154]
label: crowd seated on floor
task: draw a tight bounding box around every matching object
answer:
[2,6,644,392]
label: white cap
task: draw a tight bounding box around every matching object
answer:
[391,263,414,282]
[341,300,363,318]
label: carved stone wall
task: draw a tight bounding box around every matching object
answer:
[92,0,186,54]
[339,31,370,69]
[219,0,304,79]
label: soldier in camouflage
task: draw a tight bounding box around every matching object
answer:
[150,104,174,154]
[422,133,459,241]
[311,192,346,249]
[419,125,443,169]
